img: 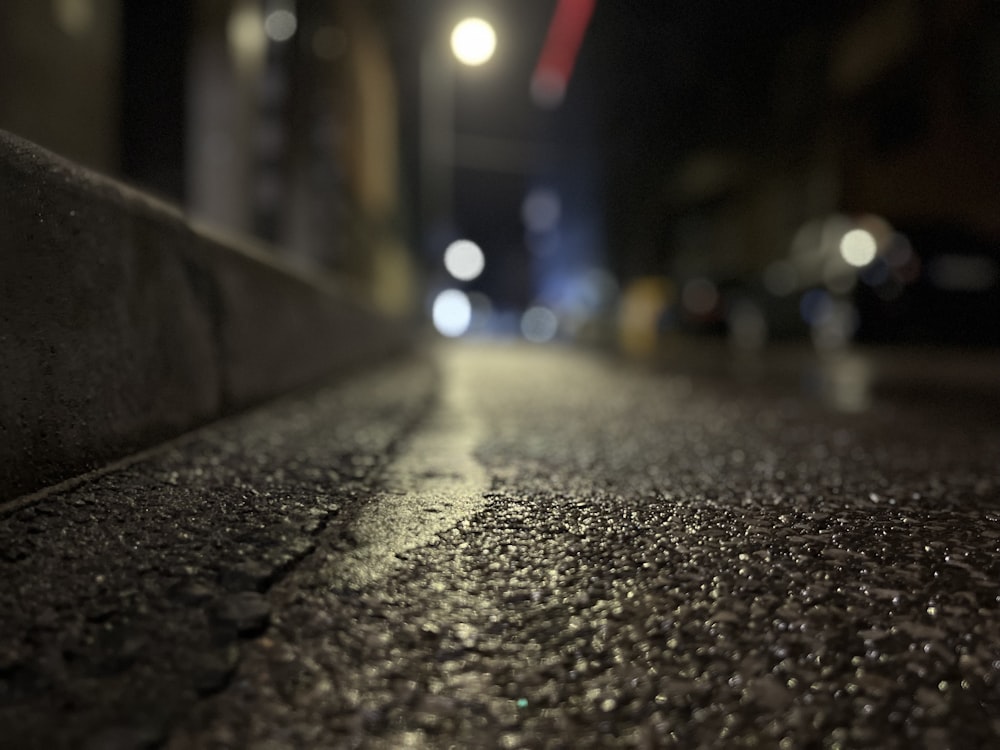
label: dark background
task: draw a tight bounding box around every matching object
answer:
[3,0,1000,348]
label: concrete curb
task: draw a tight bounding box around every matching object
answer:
[0,130,411,501]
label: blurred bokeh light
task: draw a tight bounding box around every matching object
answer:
[443,239,485,282]
[2,0,999,356]
[450,17,497,67]
[432,289,473,338]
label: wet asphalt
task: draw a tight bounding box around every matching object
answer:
[3,342,1000,749]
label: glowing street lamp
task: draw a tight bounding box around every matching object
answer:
[450,17,497,66]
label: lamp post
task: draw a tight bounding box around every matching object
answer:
[419,16,497,258]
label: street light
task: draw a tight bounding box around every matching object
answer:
[450,17,497,66]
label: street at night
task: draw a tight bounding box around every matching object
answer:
[4,1,1000,747]
[4,343,1000,748]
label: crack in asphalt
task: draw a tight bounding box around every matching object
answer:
[0,353,438,750]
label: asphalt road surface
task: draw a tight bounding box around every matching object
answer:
[3,343,1000,749]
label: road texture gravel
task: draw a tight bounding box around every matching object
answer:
[4,343,1000,749]
[0,353,436,749]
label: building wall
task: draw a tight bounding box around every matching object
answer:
[834,0,1000,238]
[0,0,121,171]
[184,0,416,314]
